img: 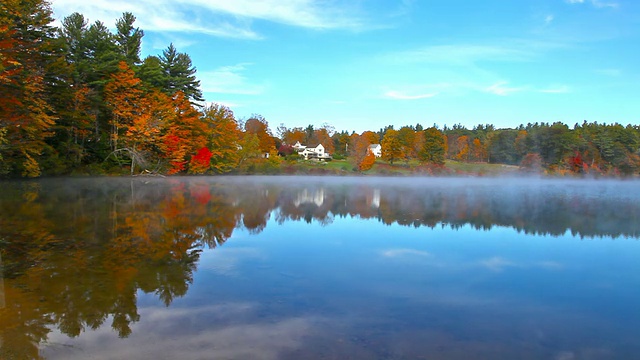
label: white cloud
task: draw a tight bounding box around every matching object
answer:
[545,14,555,25]
[385,39,567,67]
[591,0,619,8]
[388,44,530,65]
[480,257,517,272]
[566,0,619,8]
[200,63,266,95]
[479,257,565,272]
[45,309,319,360]
[51,0,364,40]
[182,0,365,30]
[384,90,438,100]
[380,248,432,257]
[485,81,524,96]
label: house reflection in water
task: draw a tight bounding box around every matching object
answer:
[368,189,381,208]
[294,188,325,207]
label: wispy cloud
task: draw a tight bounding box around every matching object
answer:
[384,39,567,66]
[591,0,619,8]
[384,90,438,100]
[485,81,524,96]
[479,257,565,272]
[480,256,517,272]
[51,0,365,40]
[200,63,266,95]
[380,248,431,258]
[185,0,365,30]
[544,14,555,25]
[52,0,261,39]
[388,44,530,65]
[566,0,619,9]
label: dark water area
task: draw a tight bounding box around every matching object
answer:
[1,176,639,359]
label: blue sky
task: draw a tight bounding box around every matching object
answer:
[50,0,639,133]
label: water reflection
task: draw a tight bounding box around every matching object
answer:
[0,176,639,358]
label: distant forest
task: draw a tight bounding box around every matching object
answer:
[2,1,640,177]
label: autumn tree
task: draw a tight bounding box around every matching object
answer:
[397,126,417,161]
[381,129,403,164]
[202,103,241,174]
[312,127,335,154]
[245,114,275,154]
[471,138,486,162]
[359,149,376,171]
[419,127,446,165]
[456,135,470,161]
[282,127,306,145]
[0,0,57,176]
[238,133,261,169]
[361,130,380,145]
[349,133,375,170]
[160,92,206,174]
[104,61,143,152]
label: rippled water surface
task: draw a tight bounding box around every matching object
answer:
[1,176,639,359]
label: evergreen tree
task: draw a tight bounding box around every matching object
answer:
[115,12,143,66]
[160,43,203,103]
[137,55,167,90]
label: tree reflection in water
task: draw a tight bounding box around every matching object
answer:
[0,176,638,358]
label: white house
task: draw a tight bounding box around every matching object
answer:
[368,144,382,158]
[299,143,331,160]
[292,141,306,152]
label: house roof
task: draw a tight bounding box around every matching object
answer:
[303,143,324,149]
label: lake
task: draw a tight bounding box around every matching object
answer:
[1,176,639,359]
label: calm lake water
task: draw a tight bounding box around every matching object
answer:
[1,176,639,359]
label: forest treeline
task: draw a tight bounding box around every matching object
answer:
[2,1,640,178]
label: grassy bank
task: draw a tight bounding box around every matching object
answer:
[271,159,521,176]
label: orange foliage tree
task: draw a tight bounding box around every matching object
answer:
[160,92,206,174]
[245,115,275,154]
[104,61,143,152]
[381,129,404,164]
[202,103,241,174]
[0,0,57,176]
[359,149,376,171]
[472,138,486,162]
[456,135,470,161]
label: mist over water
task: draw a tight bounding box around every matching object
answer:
[1,176,639,359]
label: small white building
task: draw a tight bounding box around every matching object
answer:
[299,144,330,160]
[292,141,306,153]
[368,144,382,158]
